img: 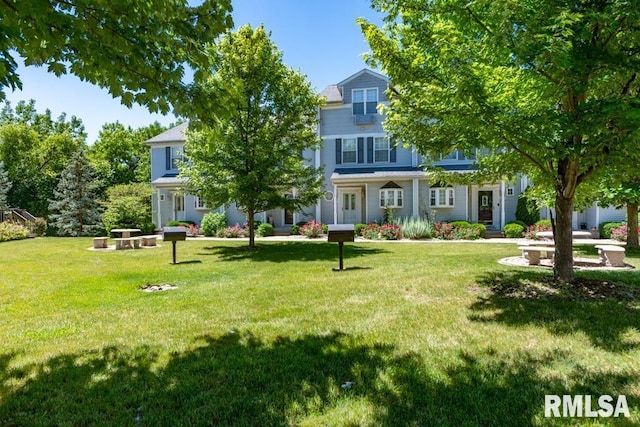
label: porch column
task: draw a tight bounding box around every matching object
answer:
[364,183,369,223]
[465,185,469,221]
[156,189,162,227]
[333,184,338,224]
[412,178,419,218]
[500,181,506,229]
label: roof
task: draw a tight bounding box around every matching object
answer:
[337,69,389,87]
[145,122,188,145]
[332,166,427,182]
[319,84,343,104]
[151,173,185,187]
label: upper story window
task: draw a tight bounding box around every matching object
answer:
[374,137,389,162]
[342,138,357,164]
[430,187,455,207]
[353,88,378,115]
[166,146,184,170]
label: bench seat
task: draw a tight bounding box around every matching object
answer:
[141,235,158,247]
[518,246,555,265]
[594,245,626,267]
[93,236,108,249]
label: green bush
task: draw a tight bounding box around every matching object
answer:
[599,221,623,239]
[448,221,485,239]
[30,217,48,236]
[101,183,152,235]
[166,220,195,227]
[299,220,325,238]
[354,223,367,236]
[535,219,552,228]
[504,223,525,238]
[515,194,540,225]
[399,217,432,239]
[0,221,29,242]
[256,222,274,237]
[449,220,470,228]
[201,212,227,237]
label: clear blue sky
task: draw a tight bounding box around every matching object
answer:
[3,0,383,144]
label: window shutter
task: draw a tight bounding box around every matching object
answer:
[357,137,364,164]
[390,138,397,163]
[335,138,342,164]
[367,137,374,163]
[165,147,171,170]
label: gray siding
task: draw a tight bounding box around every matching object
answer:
[320,106,385,136]
[341,73,388,104]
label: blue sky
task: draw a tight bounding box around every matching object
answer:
[3,0,383,144]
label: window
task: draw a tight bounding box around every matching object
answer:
[174,194,184,212]
[506,187,514,197]
[380,189,403,208]
[342,138,357,163]
[374,137,389,162]
[159,194,166,202]
[194,197,207,209]
[430,188,455,207]
[171,146,183,169]
[353,88,378,115]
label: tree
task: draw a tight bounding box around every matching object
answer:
[48,150,101,236]
[89,121,168,193]
[0,0,232,113]
[101,183,154,235]
[181,25,325,249]
[598,180,640,248]
[0,101,85,217]
[361,0,640,282]
[0,161,11,210]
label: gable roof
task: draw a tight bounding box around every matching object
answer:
[319,84,343,104]
[337,69,389,87]
[145,122,188,145]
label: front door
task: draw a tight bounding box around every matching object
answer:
[342,192,359,224]
[478,191,493,225]
[173,194,185,221]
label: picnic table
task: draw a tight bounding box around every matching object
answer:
[536,230,592,240]
[110,228,141,238]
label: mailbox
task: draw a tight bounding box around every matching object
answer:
[327,224,355,242]
[163,226,187,264]
[327,224,355,271]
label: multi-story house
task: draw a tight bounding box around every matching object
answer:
[146,69,624,232]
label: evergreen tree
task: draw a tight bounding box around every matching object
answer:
[0,161,11,211]
[48,150,101,236]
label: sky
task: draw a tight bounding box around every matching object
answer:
[3,0,383,144]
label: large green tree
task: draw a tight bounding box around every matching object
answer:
[0,161,10,211]
[181,25,325,248]
[361,0,640,282]
[0,0,232,113]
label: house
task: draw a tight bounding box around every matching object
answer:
[146,69,625,232]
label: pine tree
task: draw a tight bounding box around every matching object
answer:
[0,161,11,211]
[48,150,101,236]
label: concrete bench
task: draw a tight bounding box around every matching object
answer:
[141,235,158,247]
[518,246,555,265]
[114,237,142,250]
[93,236,109,249]
[595,245,626,267]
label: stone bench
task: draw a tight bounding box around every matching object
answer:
[595,245,626,267]
[93,236,109,249]
[141,235,158,247]
[114,237,142,250]
[518,246,555,265]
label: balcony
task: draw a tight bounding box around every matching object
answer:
[353,114,376,125]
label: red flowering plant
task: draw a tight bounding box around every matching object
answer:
[611,224,640,242]
[221,223,250,238]
[432,222,455,240]
[360,222,401,240]
[299,220,325,238]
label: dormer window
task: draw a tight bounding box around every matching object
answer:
[353,88,378,115]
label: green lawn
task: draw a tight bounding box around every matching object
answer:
[1,237,639,426]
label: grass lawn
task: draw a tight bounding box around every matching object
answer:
[1,237,639,426]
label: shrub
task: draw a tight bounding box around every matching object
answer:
[186,224,200,236]
[360,222,401,240]
[290,221,308,236]
[166,220,195,227]
[256,222,274,237]
[221,223,249,238]
[0,221,29,242]
[30,217,48,236]
[447,221,486,239]
[299,220,325,238]
[449,220,470,228]
[535,219,552,228]
[524,222,553,240]
[399,217,432,240]
[102,183,152,235]
[610,224,639,242]
[201,212,227,236]
[599,221,623,239]
[432,222,455,240]
[504,223,525,238]
[354,223,367,236]
[515,194,540,225]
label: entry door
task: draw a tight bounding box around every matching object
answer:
[284,194,294,225]
[478,191,493,225]
[342,192,359,224]
[173,194,185,221]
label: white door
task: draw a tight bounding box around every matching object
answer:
[173,194,185,221]
[341,192,360,224]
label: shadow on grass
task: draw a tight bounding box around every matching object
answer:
[2,332,638,425]
[470,270,640,352]
[200,241,387,263]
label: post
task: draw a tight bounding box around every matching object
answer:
[338,241,344,271]
[172,241,177,264]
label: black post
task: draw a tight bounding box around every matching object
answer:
[172,241,177,264]
[338,241,344,270]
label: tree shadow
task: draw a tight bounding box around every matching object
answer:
[1,332,638,425]
[199,241,388,263]
[470,270,640,352]
[1,332,638,426]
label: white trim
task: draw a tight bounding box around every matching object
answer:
[412,178,419,217]
[337,68,390,86]
[500,181,506,229]
[156,190,162,227]
[430,187,455,208]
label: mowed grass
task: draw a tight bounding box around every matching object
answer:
[1,237,639,426]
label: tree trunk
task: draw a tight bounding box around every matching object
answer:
[247,207,255,249]
[553,193,575,282]
[627,203,639,248]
